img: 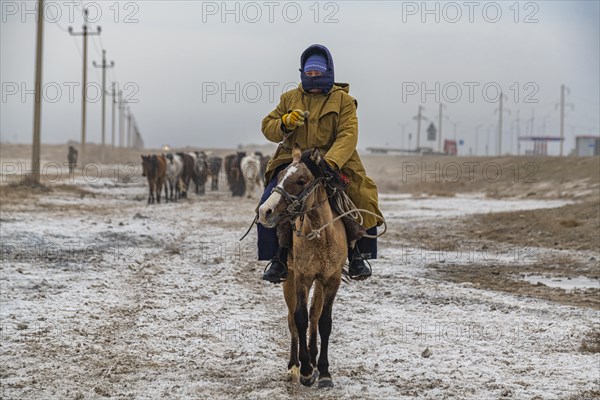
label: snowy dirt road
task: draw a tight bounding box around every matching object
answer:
[1,178,598,399]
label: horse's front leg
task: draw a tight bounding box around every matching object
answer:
[317,276,341,389]
[309,282,324,369]
[294,277,318,386]
[283,270,299,383]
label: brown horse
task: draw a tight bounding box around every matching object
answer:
[141,154,167,204]
[225,152,246,197]
[67,146,78,175]
[177,152,194,198]
[258,144,348,388]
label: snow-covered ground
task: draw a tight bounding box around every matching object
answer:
[1,178,598,399]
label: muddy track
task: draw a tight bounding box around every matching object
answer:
[2,181,599,399]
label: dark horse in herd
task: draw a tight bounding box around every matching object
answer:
[142,150,269,203]
[142,151,221,204]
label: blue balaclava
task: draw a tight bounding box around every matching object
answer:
[300,44,334,93]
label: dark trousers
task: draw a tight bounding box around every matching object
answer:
[257,164,288,260]
[257,164,377,260]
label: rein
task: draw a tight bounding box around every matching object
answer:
[238,176,330,242]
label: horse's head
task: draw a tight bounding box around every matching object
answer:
[258,144,324,228]
[141,155,151,177]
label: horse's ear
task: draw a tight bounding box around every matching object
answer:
[292,143,301,162]
[310,148,321,164]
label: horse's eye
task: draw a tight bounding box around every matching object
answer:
[296,180,306,186]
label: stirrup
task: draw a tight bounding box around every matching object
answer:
[348,253,372,281]
[262,258,288,283]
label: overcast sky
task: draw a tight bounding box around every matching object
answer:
[1,0,599,155]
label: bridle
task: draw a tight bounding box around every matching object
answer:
[270,165,342,238]
[271,175,331,217]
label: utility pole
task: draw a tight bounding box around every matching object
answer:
[452,121,459,155]
[486,124,495,156]
[453,121,458,141]
[438,103,445,153]
[107,82,117,149]
[475,124,483,156]
[69,9,101,164]
[516,109,521,156]
[127,107,132,147]
[554,85,574,156]
[498,93,504,155]
[495,92,510,156]
[92,49,114,161]
[30,0,44,184]
[413,105,427,151]
[399,122,409,149]
[118,90,124,147]
[559,84,565,156]
[134,122,143,149]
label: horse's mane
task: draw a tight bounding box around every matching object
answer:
[300,150,345,188]
[150,155,159,172]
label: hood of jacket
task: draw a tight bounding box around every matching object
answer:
[299,44,335,94]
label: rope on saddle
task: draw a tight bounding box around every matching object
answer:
[326,188,387,240]
[299,206,387,241]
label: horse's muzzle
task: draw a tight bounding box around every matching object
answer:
[258,204,279,228]
[258,191,284,227]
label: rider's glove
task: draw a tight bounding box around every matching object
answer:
[281,110,309,131]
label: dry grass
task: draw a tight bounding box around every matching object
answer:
[580,328,600,354]
[465,200,600,252]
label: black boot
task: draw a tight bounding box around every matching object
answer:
[262,247,288,283]
[348,245,372,281]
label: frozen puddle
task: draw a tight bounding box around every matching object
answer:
[380,193,572,220]
[518,274,600,291]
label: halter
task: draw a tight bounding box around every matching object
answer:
[271,175,330,217]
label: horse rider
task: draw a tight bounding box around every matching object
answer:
[257,44,384,284]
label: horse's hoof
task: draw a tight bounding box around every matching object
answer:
[300,368,318,387]
[286,365,300,384]
[318,377,334,389]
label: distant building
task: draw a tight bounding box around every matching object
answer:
[444,140,457,156]
[575,136,600,156]
[518,136,563,156]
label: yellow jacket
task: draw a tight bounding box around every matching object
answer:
[261,83,383,229]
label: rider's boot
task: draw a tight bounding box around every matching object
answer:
[348,245,372,280]
[262,246,288,283]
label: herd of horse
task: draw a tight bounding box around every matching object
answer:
[140,151,269,204]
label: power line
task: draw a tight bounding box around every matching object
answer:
[90,32,103,58]
[72,36,83,58]
[98,33,107,54]
[569,94,599,107]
